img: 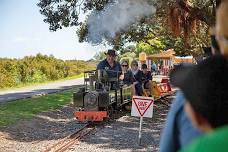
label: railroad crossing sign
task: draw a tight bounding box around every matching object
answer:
[131,96,154,118]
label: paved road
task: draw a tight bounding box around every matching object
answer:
[0,75,168,104]
[0,78,84,103]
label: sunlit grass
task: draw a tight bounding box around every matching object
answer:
[0,73,83,91]
[0,88,79,128]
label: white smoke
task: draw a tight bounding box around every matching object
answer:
[87,0,156,44]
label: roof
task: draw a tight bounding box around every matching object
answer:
[173,56,194,64]
[147,49,175,60]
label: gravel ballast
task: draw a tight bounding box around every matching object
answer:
[70,102,170,152]
[0,97,173,152]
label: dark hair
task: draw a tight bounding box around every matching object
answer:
[131,60,138,66]
[141,64,147,69]
[170,55,228,128]
[121,60,128,66]
[211,35,220,54]
[203,47,212,57]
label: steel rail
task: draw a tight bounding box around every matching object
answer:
[43,124,94,152]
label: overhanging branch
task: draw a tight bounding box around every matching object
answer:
[176,0,215,26]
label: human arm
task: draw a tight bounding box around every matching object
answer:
[159,91,187,152]
[160,91,202,152]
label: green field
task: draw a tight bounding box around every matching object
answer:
[0,73,83,91]
[0,88,79,128]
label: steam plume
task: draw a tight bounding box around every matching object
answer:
[87,0,156,44]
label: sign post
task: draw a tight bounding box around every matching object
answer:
[131,96,154,145]
[138,116,143,145]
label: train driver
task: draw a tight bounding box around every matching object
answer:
[97,49,121,78]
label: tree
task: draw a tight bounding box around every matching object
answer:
[37,0,110,31]
[119,52,137,65]
[93,51,106,61]
[0,54,96,88]
[37,0,219,56]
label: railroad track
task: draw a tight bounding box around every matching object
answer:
[43,124,95,152]
[42,94,174,152]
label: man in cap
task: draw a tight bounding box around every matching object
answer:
[97,49,121,78]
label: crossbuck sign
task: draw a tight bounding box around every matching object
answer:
[131,96,154,118]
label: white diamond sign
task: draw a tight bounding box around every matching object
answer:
[131,96,154,118]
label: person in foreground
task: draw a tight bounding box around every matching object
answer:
[160,63,203,152]
[161,1,228,151]
[170,55,228,152]
[215,0,228,57]
[159,89,202,152]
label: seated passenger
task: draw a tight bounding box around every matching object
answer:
[119,60,135,85]
[171,55,228,152]
[119,60,136,96]
[130,60,143,96]
[141,64,153,95]
[97,49,121,78]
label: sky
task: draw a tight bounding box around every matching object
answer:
[0,0,107,60]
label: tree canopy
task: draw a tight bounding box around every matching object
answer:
[38,0,221,56]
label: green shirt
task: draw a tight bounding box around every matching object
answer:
[180,126,228,152]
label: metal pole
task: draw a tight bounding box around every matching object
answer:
[138,116,143,145]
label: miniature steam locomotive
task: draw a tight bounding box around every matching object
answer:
[73,70,132,122]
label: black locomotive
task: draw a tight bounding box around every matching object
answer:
[73,69,132,122]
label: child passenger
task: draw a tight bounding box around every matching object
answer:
[141,64,153,95]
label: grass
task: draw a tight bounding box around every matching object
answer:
[0,73,83,91]
[61,73,84,80]
[0,88,79,128]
